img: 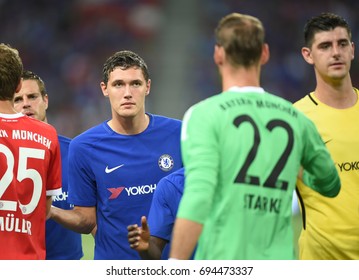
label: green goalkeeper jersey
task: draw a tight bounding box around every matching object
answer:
[178,86,340,260]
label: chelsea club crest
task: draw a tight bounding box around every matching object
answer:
[158,154,174,171]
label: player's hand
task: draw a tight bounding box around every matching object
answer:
[297,167,303,180]
[46,205,54,220]
[127,216,150,252]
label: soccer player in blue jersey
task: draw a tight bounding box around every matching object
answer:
[50,50,183,259]
[127,168,192,260]
[13,70,83,260]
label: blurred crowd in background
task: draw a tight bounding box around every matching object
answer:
[1,0,359,138]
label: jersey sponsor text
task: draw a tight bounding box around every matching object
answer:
[338,161,359,172]
[124,184,156,196]
[52,191,69,202]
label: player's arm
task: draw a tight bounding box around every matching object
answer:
[170,218,202,260]
[146,236,167,260]
[301,118,340,197]
[46,196,53,220]
[49,205,96,234]
[127,216,166,260]
[302,167,340,197]
[170,106,214,259]
[91,225,97,237]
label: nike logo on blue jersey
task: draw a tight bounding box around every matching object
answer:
[105,164,124,173]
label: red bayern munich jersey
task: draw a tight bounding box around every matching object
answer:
[0,113,62,259]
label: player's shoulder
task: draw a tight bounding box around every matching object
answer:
[195,92,222,107]
[58,134,71,147]
[149,113,181,125]
[161,167,184,182]
[71,121,106,144]
[261,91,285,104]
[24,116,59,138]
[183,93,223,120]
[158,168,185,193]
[148,113,182,133]
[293,93,317,111]
[28,116,57,130]
[262,92,317,128]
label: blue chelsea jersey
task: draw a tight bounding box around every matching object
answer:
[68,114,183,259]
[46,135,83,260]
[148,167,185,259]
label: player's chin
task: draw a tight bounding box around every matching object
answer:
[118,109,138,118]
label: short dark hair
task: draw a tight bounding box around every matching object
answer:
[102,50,150,85]
[304,12,352,47]
[0,43,23,101]
[215,13,265,67]
[22,70,47,97]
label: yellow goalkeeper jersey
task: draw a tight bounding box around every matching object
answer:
[294,90,359,259]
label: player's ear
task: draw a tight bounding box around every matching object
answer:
[301,47,314,65]
[100,82,109,97]
[145,79,151,96]
[213,44,224,66]
[44,94,49,110]
[260,43,270,65]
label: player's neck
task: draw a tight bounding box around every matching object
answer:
[0,101,18,114]
[221,64,261,92]
[109,113,150,135]
[314,78,357,109]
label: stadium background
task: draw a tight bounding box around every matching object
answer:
[1,0,356,259]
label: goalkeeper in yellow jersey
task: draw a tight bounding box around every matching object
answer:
[294,12,359,260]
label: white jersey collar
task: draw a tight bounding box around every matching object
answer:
[0,112,24,119]
[227,86,265,93]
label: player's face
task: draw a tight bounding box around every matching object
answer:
[13,80,48,122]
[101,67,150,119]
[302,27,354,81]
